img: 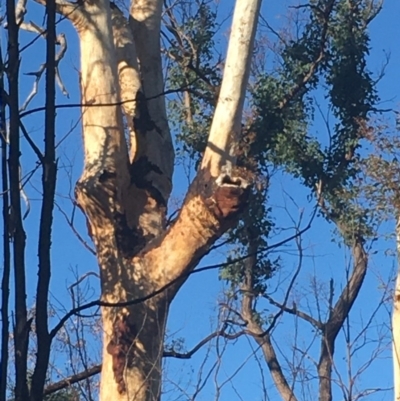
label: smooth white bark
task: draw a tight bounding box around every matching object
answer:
[394,216,400,401]
[78,1,127,174]
[201,0,262,177]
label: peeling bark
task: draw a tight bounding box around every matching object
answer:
[106,315,136,394]
[143,172,250,288]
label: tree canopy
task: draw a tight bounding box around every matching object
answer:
[0,0,399,400]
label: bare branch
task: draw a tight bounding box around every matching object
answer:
[43,365,102,396]
[240,236,299,401]
[318,240,368,401]
[43,328,245,396]
[164,329,245,359]
[33,0,82,22]
[264,294,323,330]
[20,33,68,111]
[54,201,96,255]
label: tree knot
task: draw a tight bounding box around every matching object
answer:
[206,172,250,220]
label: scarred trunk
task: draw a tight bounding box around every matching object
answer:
[64,0,260,400]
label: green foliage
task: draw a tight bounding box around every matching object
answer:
[324,0,378,181]
[166,0,381,292]
[220,185,278,295]
[219,251,280,297]
[164,0,221,163]
[358,120,400,221]
[251,0,379,244]
[251,74,323,186]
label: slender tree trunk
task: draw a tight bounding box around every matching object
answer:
[241,241,298,401]
[393,216,400,401]
[30,0,57,397]
[6,0,29,399]
[0,48,11,401]
[317,240,367,401]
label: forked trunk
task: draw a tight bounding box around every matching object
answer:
[67,0,260,400]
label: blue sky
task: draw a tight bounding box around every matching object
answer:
[166,2,400,400]
[1,0,400,399]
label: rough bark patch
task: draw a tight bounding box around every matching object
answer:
[129,156,165,206]
[106,315,136,394]
[205,174,250,220]
[114,211,146,258]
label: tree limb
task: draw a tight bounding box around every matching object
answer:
[264,294,324,331]
[241,239,299,401]
[164,329,245,359]
[201,0,262,177]
[130,0,174,205]
[318,240,368,401]
[43,365,102,396]
[33,0,82,22]
[49,210,315,338]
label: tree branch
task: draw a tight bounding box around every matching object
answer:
[33,0,82,22]
[264,294,323,331]
[110,4,141,162]
[49,207,316,338]
[30,0,57,396]
[241,237,299,401]
[164,329,245,359]
[0,52,11,401]
[318,240,368,401]
[20,32,68,111]
[43,329,246,396]
[130,0,174,205]
[278,0,335,110]
[43,365,102,396]
[201,0,262,177]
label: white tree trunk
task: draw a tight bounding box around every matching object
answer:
[201,0,262,177]
[77,0,126,174]
[393,215,400,401]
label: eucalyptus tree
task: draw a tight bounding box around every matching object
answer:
[1,0,392,400]
[2,0,261,400]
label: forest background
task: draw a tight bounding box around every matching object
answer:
[1,0,400,400]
